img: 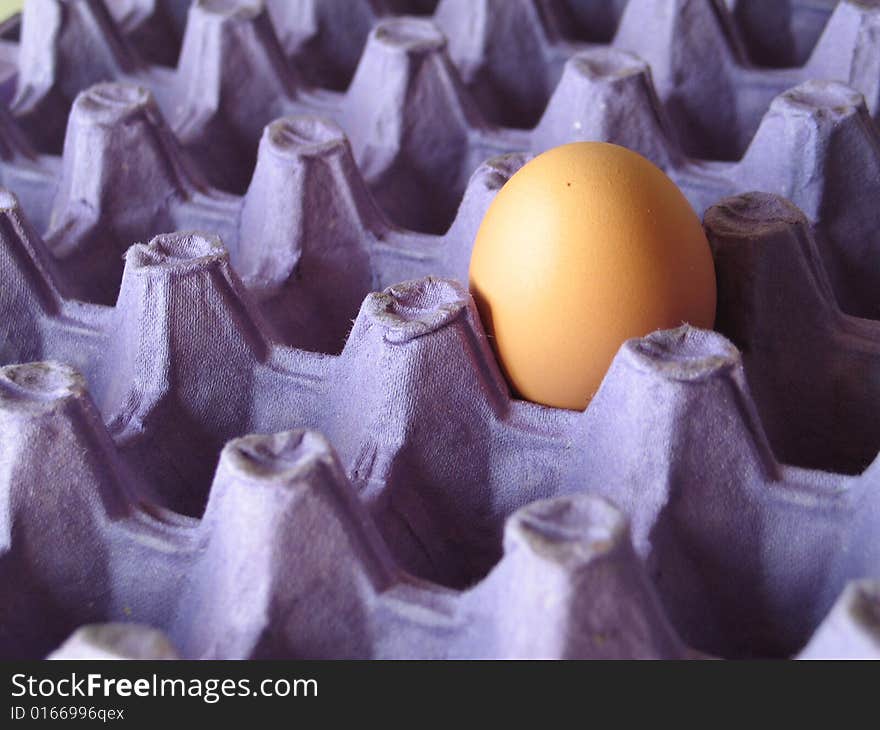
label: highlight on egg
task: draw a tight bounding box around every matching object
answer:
[468,141,717,410]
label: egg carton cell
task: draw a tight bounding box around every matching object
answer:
[725,0,839,68]
[706,193,880,477]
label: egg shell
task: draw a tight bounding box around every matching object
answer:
[469,142,717,410]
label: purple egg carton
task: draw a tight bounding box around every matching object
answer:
[2,195,879,659]
[1,0,879,659]
[3,71,880,354]
[4,0,880,229]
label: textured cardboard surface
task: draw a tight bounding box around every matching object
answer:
[1,0,879,659]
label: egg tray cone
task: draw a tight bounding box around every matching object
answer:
[0,0,879,659]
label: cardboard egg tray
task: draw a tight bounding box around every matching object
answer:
[1,0,879,659]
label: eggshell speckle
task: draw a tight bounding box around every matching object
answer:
[468,142,717,410]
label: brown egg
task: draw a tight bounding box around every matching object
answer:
[469,142,716,410]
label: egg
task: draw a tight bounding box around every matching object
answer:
[468,142,716,410]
